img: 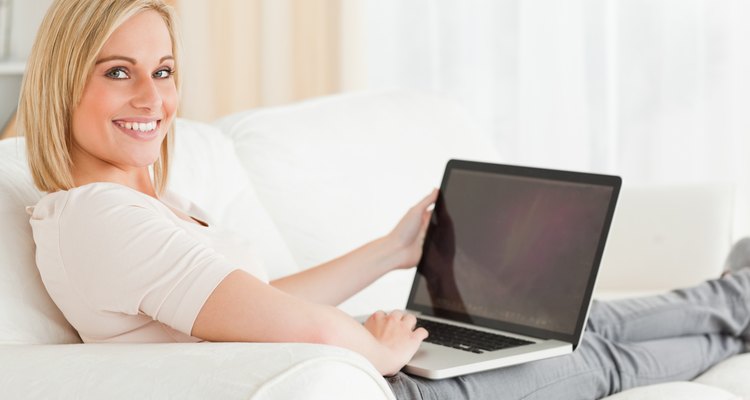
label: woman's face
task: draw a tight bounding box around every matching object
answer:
[71,10,177,177]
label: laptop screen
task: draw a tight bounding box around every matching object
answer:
[407,160,620,344]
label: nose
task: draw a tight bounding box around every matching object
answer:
[130,77,163,111]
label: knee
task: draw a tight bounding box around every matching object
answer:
[586,300,614,335]
[573,333,622,395]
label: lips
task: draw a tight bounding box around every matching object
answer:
[115,120,157,132]
[113,119,162,140]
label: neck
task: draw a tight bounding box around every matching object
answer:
[73,168,157,198]
[70,143,159,198]
[72,160,157,198]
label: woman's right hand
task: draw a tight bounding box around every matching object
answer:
[364,310,428,376]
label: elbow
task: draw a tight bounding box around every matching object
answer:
[312,326,340,348]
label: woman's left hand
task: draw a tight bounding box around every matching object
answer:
[386,188,439,269]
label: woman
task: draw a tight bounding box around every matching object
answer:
[19,0,750,398]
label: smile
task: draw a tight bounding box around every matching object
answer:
[114,120,158,133]
[113,119,162,141]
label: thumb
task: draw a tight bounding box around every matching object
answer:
[419,208,432,232]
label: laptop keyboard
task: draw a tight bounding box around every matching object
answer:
[416,318,533,354]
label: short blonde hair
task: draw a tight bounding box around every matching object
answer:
[19,0,181,193]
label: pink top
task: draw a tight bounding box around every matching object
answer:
[28,182,267,343]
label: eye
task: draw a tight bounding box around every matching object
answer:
[153,68,174,79]
[105,67,129,80]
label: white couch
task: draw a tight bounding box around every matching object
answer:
[1,90,749,399]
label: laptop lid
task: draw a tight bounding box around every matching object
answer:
[406,160,621,348]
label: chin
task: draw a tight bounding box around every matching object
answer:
[126,135,167,166]
[125,148,164,169]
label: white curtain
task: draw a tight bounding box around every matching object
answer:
[176,0,351,122]
[362,0,750,236]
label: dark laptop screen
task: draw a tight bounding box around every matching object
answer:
[407,160,620,343]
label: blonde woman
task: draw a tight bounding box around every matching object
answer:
[21,0,750,398]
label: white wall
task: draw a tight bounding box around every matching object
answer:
[0,0,53,131]
[8,0,52,60]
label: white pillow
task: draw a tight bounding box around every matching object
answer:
[0,138,81,344]
[216,89,500,314]
[170,119,298,278]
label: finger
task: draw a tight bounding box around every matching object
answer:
[419,209,432,232]
[412,327,429,341]
[387,310,404,320]
[421,188,439,206]
[402,313,417,329]
[413,188,439,211]
[370,310,386,321]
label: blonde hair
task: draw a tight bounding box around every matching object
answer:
[19,0,181,193]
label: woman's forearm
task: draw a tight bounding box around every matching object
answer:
[193,270,418,376]
[270,189,436,305]
[270,236,404,305]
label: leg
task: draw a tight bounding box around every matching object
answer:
[587,269,750,343]
[388,331,744,400]
[724,237,750,274]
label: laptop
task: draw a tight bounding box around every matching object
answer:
[402,159,621,379]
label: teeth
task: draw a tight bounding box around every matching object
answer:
[116,121,157,132]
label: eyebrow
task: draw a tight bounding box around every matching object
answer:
[95,55,174,65]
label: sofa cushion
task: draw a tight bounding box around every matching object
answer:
[169,119,297,277]
[0,138,81,344]
[215,89,501,314]
[694,353,750,398]
[603,381,740,400]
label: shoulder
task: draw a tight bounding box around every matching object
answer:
[66,182,158,209]
[31,183,183,280]
[30,183,172,248]
[32,182,162,224]
[29,183,174,298]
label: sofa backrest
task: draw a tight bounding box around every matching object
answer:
[214,89,501,314]
[168,119,298,278]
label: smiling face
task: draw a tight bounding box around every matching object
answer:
[70,10,177,188]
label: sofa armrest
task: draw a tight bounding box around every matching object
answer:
[0,343,395,400]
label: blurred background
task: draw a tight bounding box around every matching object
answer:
[180,0,750,185]
[2,0,750,235]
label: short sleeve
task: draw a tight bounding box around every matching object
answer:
[57,185,237,336]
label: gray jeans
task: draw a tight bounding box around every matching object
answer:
[387,270,750,400]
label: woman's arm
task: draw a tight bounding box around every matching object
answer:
[270,189,438,305]
[192,190,437,375]
[192,269,427,376]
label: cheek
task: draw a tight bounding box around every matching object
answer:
[71,103,103,151]
[160,84,179,120]
[72,84,122,144]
